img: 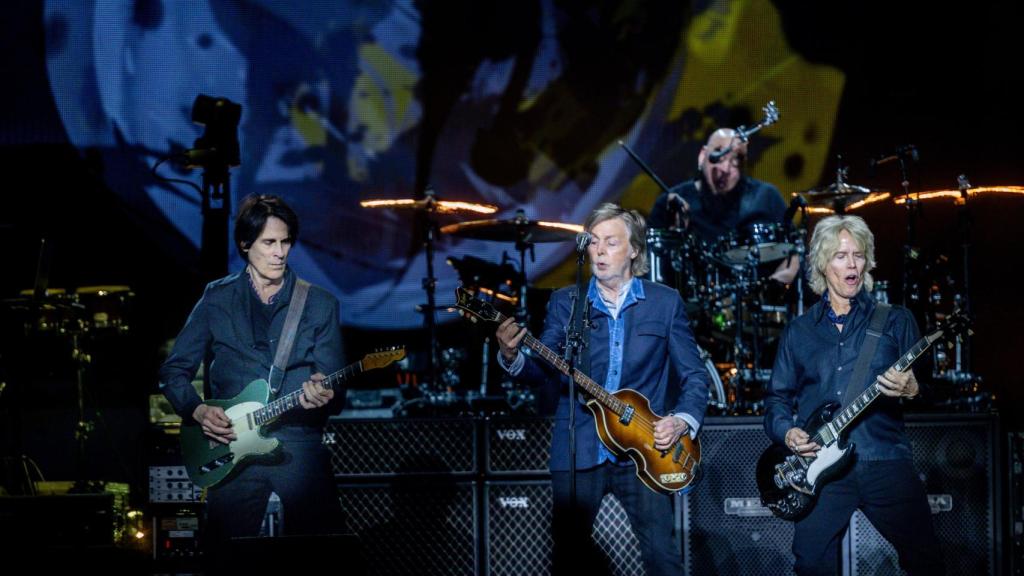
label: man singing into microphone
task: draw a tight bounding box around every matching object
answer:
[648,127,798,284]
[495,203,709,575]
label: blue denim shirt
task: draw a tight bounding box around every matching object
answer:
[589,278,638,465]
[763,288,923,461]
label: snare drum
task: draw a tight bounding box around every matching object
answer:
[718,222,794,265]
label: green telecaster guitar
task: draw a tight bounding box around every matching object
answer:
[180,347,405,488]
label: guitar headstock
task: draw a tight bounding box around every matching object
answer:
[454,287,503,324]
[939,307,973,342]
[361,347,406,370]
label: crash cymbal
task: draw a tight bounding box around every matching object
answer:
[799,182,891,214]
[440,218,583,243]
[800,182,884,204]
[360,197,497,215]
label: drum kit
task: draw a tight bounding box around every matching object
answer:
[361,186,809,415]
[1,275,135,490]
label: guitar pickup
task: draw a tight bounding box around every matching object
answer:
[200,454,234,473]
[619,405,634,425]
[672,442,684,463]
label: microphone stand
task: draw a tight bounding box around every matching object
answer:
[564,241,589,514]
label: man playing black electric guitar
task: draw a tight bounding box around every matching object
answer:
[763,214,943,575]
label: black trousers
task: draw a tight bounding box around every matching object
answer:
[203,438,343,570]
[551,462,682,576]
[793,458,944,576]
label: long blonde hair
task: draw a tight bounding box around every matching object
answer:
[807,215,876,295]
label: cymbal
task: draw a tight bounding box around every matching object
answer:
[441,218,583,243]
[360,197,497,215]
[799,182,882,206]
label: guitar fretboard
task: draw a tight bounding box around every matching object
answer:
[482,306,626,416]
[253,362,362,427]
[814,330,942,442]
[521,332,627,416]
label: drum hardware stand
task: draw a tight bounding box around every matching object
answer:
[69,332,101,493]
[931,175,979,391]
[876,145,922,308]
[952,174,974,376]
[727,245,767,413]
[414,188,444,393]
[509,210,537,324]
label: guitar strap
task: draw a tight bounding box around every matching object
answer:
[268,278,311,396]
[842,301,891,408]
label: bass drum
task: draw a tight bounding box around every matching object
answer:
[699,346,728,411]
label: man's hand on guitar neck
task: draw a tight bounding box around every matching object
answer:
[299,372,333,409]
[653,416,689,450]
[875,367,919,399]
[193,404,236,444]
[496,317,527,362]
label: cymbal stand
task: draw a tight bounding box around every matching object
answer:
[510,210,536,324]
[893,150,922,310]
[953,174,974,375]
[416,189,442,390]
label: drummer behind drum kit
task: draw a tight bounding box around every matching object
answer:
[362,109,988,415]
[643,217,803,414]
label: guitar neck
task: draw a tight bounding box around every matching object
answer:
[252,361,362,427]
[817,329,943,441]
[520,331,627,417]
[457,288,626,416]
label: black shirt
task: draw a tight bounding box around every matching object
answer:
[648,176,787,241]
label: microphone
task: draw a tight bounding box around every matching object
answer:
[575,232,592,253]
[708,146,733,164]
